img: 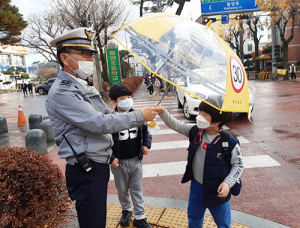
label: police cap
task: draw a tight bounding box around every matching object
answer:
[50,27,98,53]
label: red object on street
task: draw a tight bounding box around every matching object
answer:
[18,105,27,126]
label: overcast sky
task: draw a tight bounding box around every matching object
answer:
[11,0,48,18]
[10,0,201,65]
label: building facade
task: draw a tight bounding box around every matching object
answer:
[286,18,300,64]
[0,45,28,89]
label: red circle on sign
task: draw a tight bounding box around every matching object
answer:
[230,56,245,93]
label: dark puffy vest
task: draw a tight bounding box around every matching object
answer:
[181,126,239,208]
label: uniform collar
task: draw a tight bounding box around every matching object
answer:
[58,70,99,95]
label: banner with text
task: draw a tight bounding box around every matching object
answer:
[106,42,121,85]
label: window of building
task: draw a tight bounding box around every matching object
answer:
[13,55,24,65]
[248,44,252,52]
[0,54,11,65]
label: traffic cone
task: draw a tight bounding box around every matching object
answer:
[18,105,27,126]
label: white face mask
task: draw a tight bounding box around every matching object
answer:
[196,115,211,129]
[66,54,94,79]
[118,98,133,111]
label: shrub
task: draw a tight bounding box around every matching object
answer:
[244,54,252,59]
[122,76,143,94]
[266,62,272,66]
[262,46,272,54]
[0,146,70,228]
[277,57,283,62]
[245,67,255,71]
[102,81,109,91]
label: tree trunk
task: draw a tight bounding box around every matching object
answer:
[283,42,289,80]
[254,40,260,73]
[175,0,185,15]
[140,0,144,17]
[239,21,244,63]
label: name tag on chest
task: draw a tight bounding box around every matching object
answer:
[202,142,209,150]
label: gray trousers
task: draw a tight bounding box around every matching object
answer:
[111,156,145,219]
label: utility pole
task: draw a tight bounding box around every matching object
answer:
[271,24,278,81]
[239,20,244,63]
[156,0,162,12]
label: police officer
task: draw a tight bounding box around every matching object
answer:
[46,27,158,228]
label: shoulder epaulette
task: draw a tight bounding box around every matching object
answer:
[60,80,72,86]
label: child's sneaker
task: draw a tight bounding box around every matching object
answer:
[132,218,151,228]
[119,210,132,226]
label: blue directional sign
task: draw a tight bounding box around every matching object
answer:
[201,0,259,16]
[221,14,229,24]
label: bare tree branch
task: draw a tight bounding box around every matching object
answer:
[21,0,133,90]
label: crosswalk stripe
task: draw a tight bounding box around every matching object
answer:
[237,136,249,143]
[155,129,180,135]
[168,108,183,112]
[154,126,231,135]
[156,120,194,125]
[243,155,281,168]
[109,155,281,180]
[134,105,177,109]
[150,136,248,150]
[151,140,188,150]
[133,101,177,105]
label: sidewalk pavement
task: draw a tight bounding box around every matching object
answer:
[1,82,290,228]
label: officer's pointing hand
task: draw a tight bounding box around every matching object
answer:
[141,107,158,121]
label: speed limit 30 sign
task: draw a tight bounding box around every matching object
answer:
[230,56,245,93]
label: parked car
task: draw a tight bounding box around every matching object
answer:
[35,78,56,95]
[176,70,255,120]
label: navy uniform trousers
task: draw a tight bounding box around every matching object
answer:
[66,160,109,228]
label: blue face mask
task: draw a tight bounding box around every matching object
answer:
[118,97,133,111]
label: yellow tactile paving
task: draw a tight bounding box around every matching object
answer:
[107,203,250,228]
[203,215,217,227]
[157,208,189,228]
[106,219,120,228]
[118,223,136,228]
[107,203,123,221]
[144,205,165,225]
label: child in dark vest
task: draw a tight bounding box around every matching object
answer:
[109,83,152,228]
[155,95,244,228]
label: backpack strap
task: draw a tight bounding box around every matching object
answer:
[221,130,230,163]
[188,125,204,154]
[188,125,200,143]
[220,130,240,164]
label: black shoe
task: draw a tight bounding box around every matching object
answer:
[133,218,151,228]
[119,210,132,226]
